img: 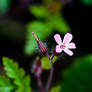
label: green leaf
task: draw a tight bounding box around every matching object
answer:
[60,54,92,92]
[15,76,31,92]
[14,75,31,92]
[0,76,14,92]
[2,57,25,79]
[48,14,70,34]
[80,0,92,6]
[49,85,61,92]
[41,56,58,70]
[0,0,10,14]
[24,21,52,55]
[2,57,31,92]
[29,6,49,18]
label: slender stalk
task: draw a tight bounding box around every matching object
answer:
[36,75,44,92]
[45,54,54,92]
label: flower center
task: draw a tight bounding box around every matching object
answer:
[60,44,66,49]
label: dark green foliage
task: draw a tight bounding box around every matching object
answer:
[80,0,92,6]
[60,55,92,92]
[0,0,10,14]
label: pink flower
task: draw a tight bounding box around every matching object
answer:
[54,33,76,56]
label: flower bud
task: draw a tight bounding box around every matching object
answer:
[32,32,48,54]
[37,40,48,54]
[32,56,42,76]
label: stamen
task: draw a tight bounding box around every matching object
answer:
[60,44,66,49]
[32,32,39,41]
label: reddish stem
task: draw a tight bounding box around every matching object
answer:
[45,54,54,92]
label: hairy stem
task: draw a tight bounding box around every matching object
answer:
[36,75,44,92]
[45,54,54,92]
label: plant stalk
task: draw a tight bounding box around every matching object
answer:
[36,75,44,92]
[45,54,54,92]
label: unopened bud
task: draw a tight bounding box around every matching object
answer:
[37,40,48,54]
[32,56,42,76]
[32,32,48,54]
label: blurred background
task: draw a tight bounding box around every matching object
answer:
[0,0,92,92]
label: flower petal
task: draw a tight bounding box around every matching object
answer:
[64,48,73,56]
[67,42,76,49]
[54,34,62,45]
[56,45,62,53]
[63,33,73,45]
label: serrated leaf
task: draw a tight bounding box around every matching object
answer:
[48,14,70,34]
[18,68,25,79]
[2,57,25,79]
[24,21,52,55]
[30,6,49,18]
[15,84,31,92]
[0,76,14,92]
[41,56,58,70]
[15,75,31,92]
[49,85,61,92]
[2,57,31,92]
[60,54,92,92]
[23,75,31,86]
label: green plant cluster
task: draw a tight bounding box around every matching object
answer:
[0,57,31,92]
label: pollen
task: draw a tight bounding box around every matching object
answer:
[60,44,66,49]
